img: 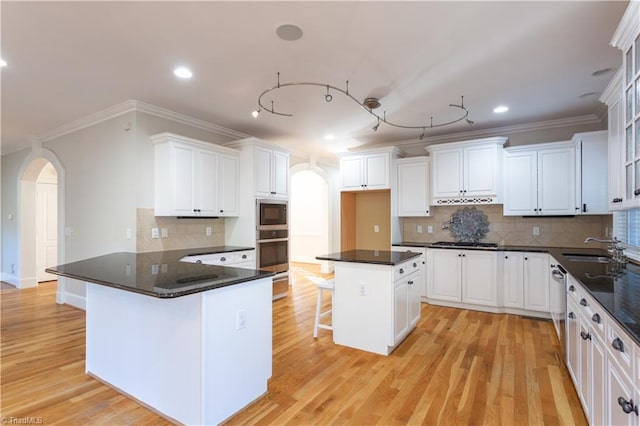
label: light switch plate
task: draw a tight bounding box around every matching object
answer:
[151,228,160,239]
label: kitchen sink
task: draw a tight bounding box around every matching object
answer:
[562,253,611,263]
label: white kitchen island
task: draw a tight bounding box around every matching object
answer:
[47,248,274,425]
[316,249,423,356]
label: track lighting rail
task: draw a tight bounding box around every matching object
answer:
[253,73,472,140]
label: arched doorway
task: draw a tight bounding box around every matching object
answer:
[290,167,330,272]
[17,150,65,303]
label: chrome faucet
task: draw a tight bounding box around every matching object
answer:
[585,237,626,264]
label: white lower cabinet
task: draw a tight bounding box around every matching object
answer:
[394,270,422,343]
[567,274,639,426]
[394,246,427,301]
[501,251,549,315]
[428,249,497,308]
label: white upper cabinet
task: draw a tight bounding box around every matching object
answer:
[602,70,625,210]
[427,137,506,205]
[602,2,640,210]
[255,146,289,199]
[396,157,430,217]
[339,147,399,191]
[152,133,240,217]
[573,131,609,215]
[503,142,576,216]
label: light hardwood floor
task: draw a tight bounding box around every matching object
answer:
[1,264,586,425]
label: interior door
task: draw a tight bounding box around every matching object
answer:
[36,182,57,282]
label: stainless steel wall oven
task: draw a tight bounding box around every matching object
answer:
[256,199,289,299]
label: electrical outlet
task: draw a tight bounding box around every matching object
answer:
[126,228,132,240]
[236,310,247,330]
[533,226,540,236]
[374,225,379,233]
[427,225,433,233]
[151,264,159,275]
[161,228,169,238]
[417,225,423,233]
[206,226,212,237]
[359,282,367,296]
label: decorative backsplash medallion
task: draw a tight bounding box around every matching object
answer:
[450,207,490,243]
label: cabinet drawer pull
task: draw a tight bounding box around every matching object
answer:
[196,260,202,264]
[568,312,575,319]
[408,281,414,285]
[579,298,587,306]
[580,331,591,341]
[220,257,226,262]
[612,337,625,352]
[591,313,601,324]
[399,268,404,274]
[413,262,418,268]
[618,397,639,415]
[242,254,247,259]
[635,189,640,197]
[569,285,575,292]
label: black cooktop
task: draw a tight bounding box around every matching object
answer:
[432,241,499,248]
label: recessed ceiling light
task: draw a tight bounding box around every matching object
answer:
[324,134,335,140]
[493,106,509,113]
[276,24,303,41]
[173,66,193,79]
[0,58,7,67]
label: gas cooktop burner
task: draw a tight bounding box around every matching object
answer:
[432,241,499,248]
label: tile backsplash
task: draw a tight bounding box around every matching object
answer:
[401,204,613,248]
[137,208,225,252]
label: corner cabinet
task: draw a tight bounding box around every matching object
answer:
[396,157,431,216]
[573,131,609,215]
[152,133,239,217]
[338,147,401,191]
[426,137,506,205]
[503,142,576,216]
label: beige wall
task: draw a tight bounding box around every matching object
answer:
[137,209,225,252]
[401,204,612,248]
[355,191,391,250]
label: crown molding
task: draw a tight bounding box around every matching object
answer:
[610,0,639,51]
[375,113,602,151]
[37,99,251,143]
[599,67,623,106]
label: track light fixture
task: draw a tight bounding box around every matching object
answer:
[254,73,473,140]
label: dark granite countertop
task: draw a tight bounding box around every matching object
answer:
[45,246,274,299]
[548,248,640,347]
[316,249,421,266]
[393,242,549,252]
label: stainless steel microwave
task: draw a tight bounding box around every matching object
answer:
[257,199,287,229]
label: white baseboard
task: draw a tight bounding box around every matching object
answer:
[20,276,38,289]
[1,272,18,287]
[62,291,86,311]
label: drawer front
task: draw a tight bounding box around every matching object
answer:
[235,250,255,263]
[394,259,421,281]
[202,252,236,265]
[578,289,606,340]
[606,316,634,375]
[566,276,581,304]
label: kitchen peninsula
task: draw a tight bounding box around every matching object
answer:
[315,249,423,355]
[46,247,274,425]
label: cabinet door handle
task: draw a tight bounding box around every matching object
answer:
[635,189,640,196]
[612,337,625,352]
[462,254,466,257]
[196,260,203,264]
[524,257,528,261]
[550,264,555,268]
[580,331,591,341]
[618,397,639,415]
[568,312,575,319]
[220,210,224,213]
[458,254,461,257]
[582,203,587,213]
[408,281,414,285]
[505,256,508,259]
[426,210,429,214]
[592,313,601,324]
[579,298,587,307]
[413,262,418,268]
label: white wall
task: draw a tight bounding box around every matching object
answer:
[290,170,329,264]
